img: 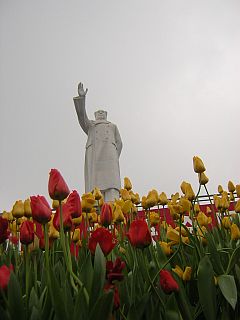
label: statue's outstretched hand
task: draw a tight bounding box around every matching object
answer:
[78,82,88,97]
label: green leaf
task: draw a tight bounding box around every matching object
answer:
[89,244,106,309]
[73,286,88,320]
[78,251,93,294]
[218,275,237,310]
[8,272,25,320]
[30,306,41,320]
[205,233,225,275]
[197,256,216,320]
[226,246,240,274]
[89,290,114,320]
[127,293,149,320]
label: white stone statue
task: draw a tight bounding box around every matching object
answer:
[73,83,123,202]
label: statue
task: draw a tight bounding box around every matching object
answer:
[73,83,123,202]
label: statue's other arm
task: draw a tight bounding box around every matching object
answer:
[73,83,91,134]
[115,126,123,157]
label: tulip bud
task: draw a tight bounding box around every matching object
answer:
[120,189,131,201]
[124,177,132,191]
[235,199,240,213]
[24,199,32,218]
[52,200,60,209]
[182,267,192,281]
[72,228,81,243]
[48,169,70,201]
[230,224,240,240]
[228,181,235,193]
[172,265,183,278]
[159,192,168,206]
[92,187,102,201]
[113,205,125,223]
[193,156,206,174]
[198,172,209,185]
[194,204,200,214]
[185,184,195,202]
[180,181,188,195]
[222,217,231,229]
[218,185,223,194]
[100,203,113,227]
[159,241,172,256]
[149,211,160,226]
[122,200,132,214]
[20,220,34,245]
[12,200,24,219]
[236,185,240,198]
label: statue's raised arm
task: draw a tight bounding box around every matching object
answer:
[73,82,91,134]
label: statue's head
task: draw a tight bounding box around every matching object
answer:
[94,110,107,121]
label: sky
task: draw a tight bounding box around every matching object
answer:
[1,0,240,211]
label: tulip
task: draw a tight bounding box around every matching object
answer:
[196,211,211,227]
[12,200,24,218]
[179,197,191,214]
[193,156,206,174]
[228,181,235,193]
[221,195,230,211]
[81,193,95,213]
[120,189,131,201]
[172,265,184,278]
[53,204,73,231]
[167,226,189,244]
[106,257,126,283]
[122,200,132,214]
[0,264,13,290]
[146,190,158,208]
[66,190,82,218]
[72,228,81,243]
[182,266,192,281]
[113,205,125,223]
[23,199,32,218]
[30,195,52,224]
[214,195,222,211]
[48,168,70,201]
[48,216,59,239]
[149,211,160,226]
[171,192,180,203]
[180,181,188,195]
[100,203,113,227]
[185,184,195,202]
[88,227,117,255]
[159,241,172,256]
[231,224,240,240]
[92,187,102,201]
[89,210,98,223]
[20,220,34,245]
[218,185,223,194]
[221,217,231,229]
[229,192,235,201]
[52,199,60,209]
[236,185,240,198]
[197,226,208,246]
[235,200,240,213]
[124,177,132,191]
[198,172,209,185]
[130,191,140,205]
[160,270,179,294]
[194,204,200,213]
[127,219,152,249]
[159,192,168,206]
[0,217,10,244]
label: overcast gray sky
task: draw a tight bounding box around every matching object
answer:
[1,0,240,211]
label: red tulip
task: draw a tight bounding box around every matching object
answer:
[104,283,120,310]
[88,227,117,256]
[20,220,34,245]
[53,203,73,232]
[127,219,152,249]
[48,169,70,201]
[106,257,125,283]
[0,216,9,244]
[100,203,113,227]
[66,190,82,218]
[0,264,13,290]
[30,195,52,224]
[159,270,179,294]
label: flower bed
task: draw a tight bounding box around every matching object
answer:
[0,157,240,319]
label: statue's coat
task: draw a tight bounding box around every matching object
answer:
[74,97,122,192]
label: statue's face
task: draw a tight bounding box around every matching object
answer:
[95,110,107,120]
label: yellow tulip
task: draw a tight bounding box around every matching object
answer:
[172,265,184,278]
[72,228,81,243]
[122,200,132,214]
[179,197,191,214]
[221,217,231,229]
[81,193,95,213]
[72,216,82,226]
[1,211,9,220]
[141,196,149,210]
[218,185,223,194]
[229,192,235,202]
[113,205,125,223]
[214,195,222,210]
[120,189,131,201]
[149,211,160,226]
[235,200,240,213]
[89,210,98,223]
[185,184,195,202]
[197,211,211,226]
[198,172,209,185]
[171,192,180,203]
[48,216,59,239]
[206,206,212,215]
[193,156,206,174]
[197,226,208,245]
[92,187,102,201]
[159,192,168,206]
[124,177,132,191]
[236,185,240,198]
[228,181,235,193]
[230,223,240,240]
[168,204,181,220]
[12,200,24,219]
[52,199,60,209]
[180,181,188,195]
[221,195,230,211]
[183,267,192,281]
[159,241,172,256]
[167,226,189,244]
[24,199,32,218]
[194,204,200,214]
[175,226,188,237]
